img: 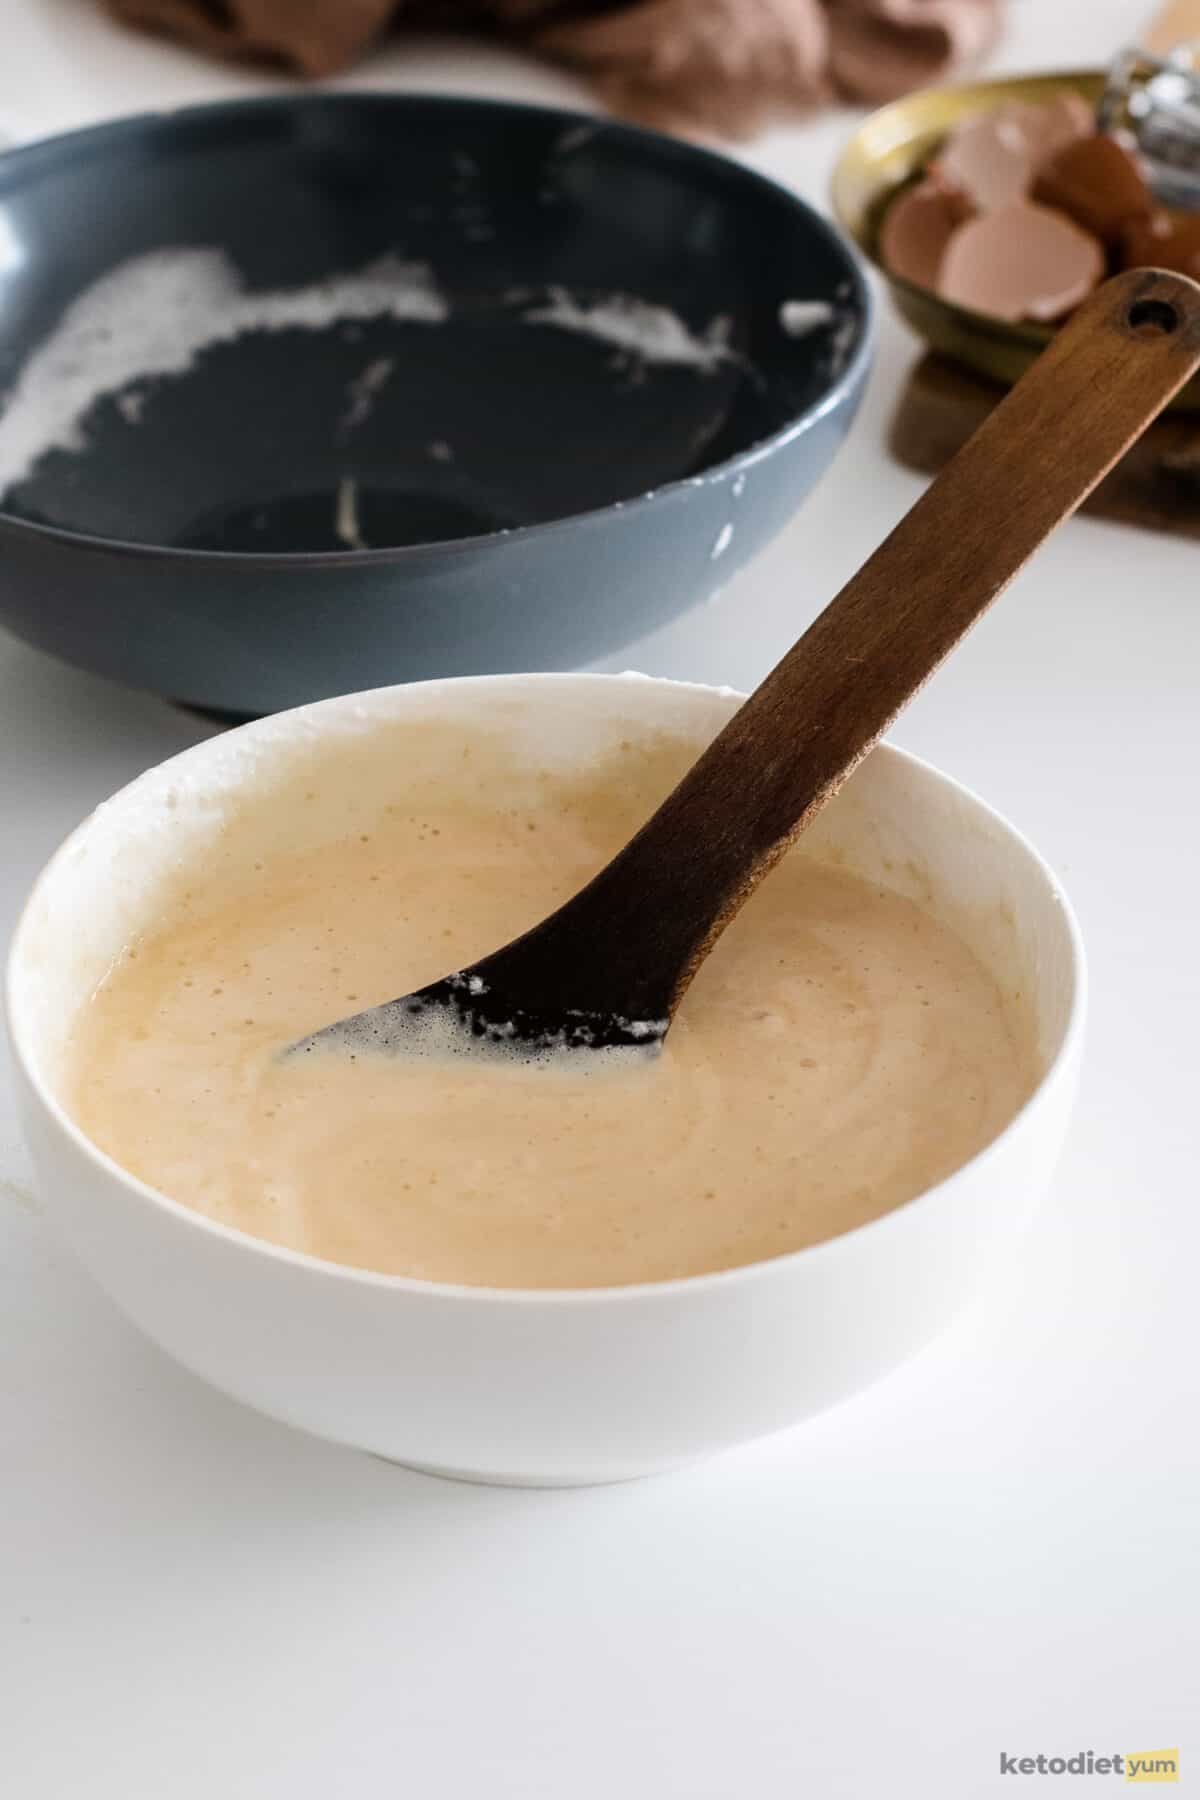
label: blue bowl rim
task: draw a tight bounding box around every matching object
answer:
[0,89,875,568]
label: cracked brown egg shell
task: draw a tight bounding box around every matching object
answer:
[1020,92,1095,164]
[931,96,1092,213]
[1031,132,1155,247]
[932,105,1038,211]
[878,179,966,288]
[1122,210,1200,281]
[937,200,1105,324]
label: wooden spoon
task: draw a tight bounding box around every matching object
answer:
[292,268,1200,1061]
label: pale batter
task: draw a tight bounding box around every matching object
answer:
[69,733,1037,1288]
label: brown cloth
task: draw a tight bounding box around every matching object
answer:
[103,0,1004,138]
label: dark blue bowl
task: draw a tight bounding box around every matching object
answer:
[0,93,872,715]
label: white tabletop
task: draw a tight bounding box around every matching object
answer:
[2,3,1197,1795]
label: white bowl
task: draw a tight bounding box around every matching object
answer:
[5,674,1085,1486]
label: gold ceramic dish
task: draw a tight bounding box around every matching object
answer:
[831,67,1200,412]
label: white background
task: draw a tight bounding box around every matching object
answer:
[1,2,1196,1794]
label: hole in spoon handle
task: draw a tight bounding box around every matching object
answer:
[1128,297,1181,336]
[1111,267,1200,347]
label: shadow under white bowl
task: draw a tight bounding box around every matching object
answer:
[5,674,1085,1486]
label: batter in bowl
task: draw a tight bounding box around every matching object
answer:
[69,725,1038,1288]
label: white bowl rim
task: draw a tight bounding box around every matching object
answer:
[5,670,1087,1307]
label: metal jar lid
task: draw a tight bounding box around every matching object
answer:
[1099,44,1200,209]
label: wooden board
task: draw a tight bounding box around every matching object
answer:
[889,352,1200,538]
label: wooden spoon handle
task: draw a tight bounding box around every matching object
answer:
[1144,0,1200,52]
[558,270,1200,1019]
